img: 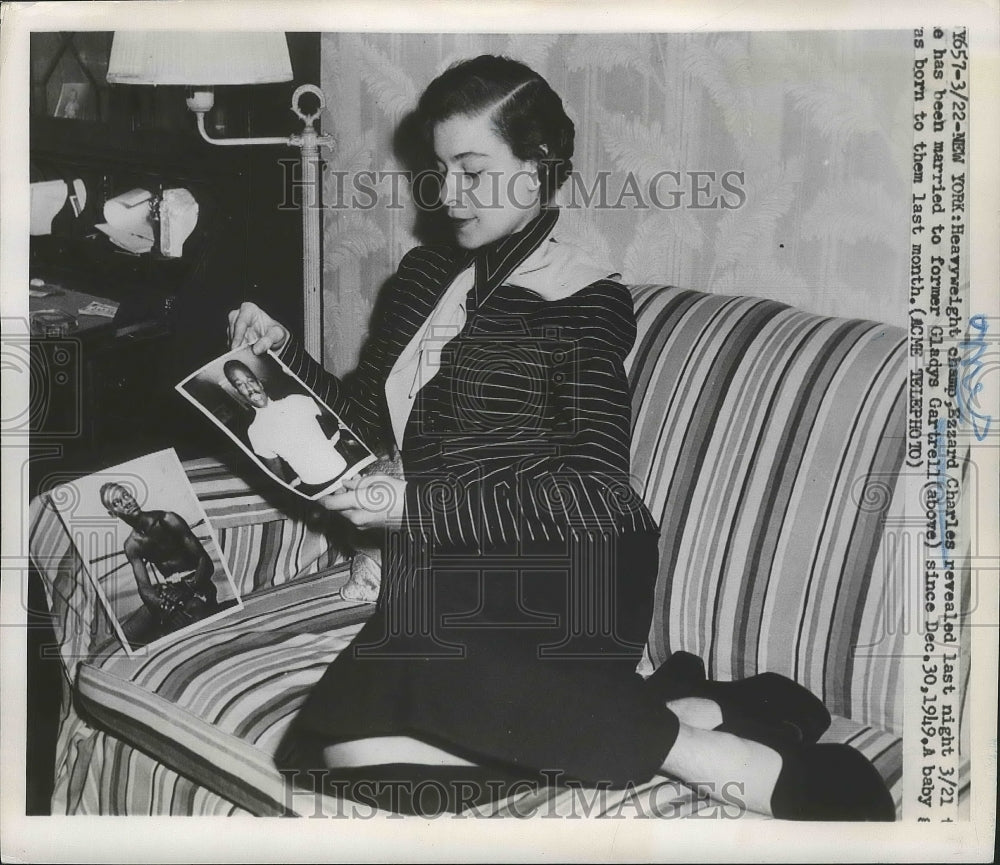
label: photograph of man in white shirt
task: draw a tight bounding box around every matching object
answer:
[223,360,348,489]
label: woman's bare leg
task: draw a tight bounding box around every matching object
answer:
[661,722,782,816]
[323,736,476,769]
[326,726,782,817]
[665,697,722,730]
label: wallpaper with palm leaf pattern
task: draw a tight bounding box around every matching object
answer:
[319,31,911,374]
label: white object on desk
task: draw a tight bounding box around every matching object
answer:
[30,180,67,235]
[96,188,155,254]
[78,301,119,319]
[29,278,52,298]
[160,188,199,258]
[69,178,88,217]
[30,178,87,234]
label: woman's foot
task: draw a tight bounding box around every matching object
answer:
[661,723,895,821]
[667,696,806,751]
[648,652,831,744]
[769,742,896,820]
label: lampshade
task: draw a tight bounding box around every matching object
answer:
[107,31,293,86]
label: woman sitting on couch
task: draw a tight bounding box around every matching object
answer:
[229,54,894,820]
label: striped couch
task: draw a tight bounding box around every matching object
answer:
[29,284,929,818]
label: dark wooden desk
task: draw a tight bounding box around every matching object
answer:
[29,283,118,335]
[28,280,176,498]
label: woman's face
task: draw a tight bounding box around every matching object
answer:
[432,111,541,249]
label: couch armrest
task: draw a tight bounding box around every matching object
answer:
[27,455,351,680]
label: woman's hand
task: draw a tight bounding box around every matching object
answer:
[319,475,406,530]
[227,302,290,355]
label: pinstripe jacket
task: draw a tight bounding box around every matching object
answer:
[278,209,659,558]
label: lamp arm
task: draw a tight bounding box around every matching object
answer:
[193,111,291,147]
[187,84,333,359]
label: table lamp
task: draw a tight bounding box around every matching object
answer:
[107,31,331,355]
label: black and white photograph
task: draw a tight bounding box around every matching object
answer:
[176,346,377,499]
[53,81,93,120]
[2,1,997,862]
[48,449,243,656]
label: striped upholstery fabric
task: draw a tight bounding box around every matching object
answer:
[626,287,907,735]
[30,285,923,817]
[72,570,370,815]
[179,458,347,593]
[69,564,903,817]
[52,731,255,816]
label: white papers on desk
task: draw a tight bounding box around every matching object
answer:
[96,188,155,254]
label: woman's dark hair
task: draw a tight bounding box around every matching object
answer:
[417,55,575,204]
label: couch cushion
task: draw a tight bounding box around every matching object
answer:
[626,286,907,735]
[74,566,369,815]
[74,567,904,817]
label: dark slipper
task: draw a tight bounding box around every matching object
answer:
[715,717,804,750]
[770,742,896,821]
[643,650,707,702]
[646,651,831,744]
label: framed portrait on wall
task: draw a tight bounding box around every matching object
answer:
[53,81,93,119]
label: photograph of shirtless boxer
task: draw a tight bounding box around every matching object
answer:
[100,481,225,647]
[53,449,243,655]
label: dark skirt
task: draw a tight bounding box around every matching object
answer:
[278,528,677,813]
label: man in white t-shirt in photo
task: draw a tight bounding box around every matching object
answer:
[223,360,347,488]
